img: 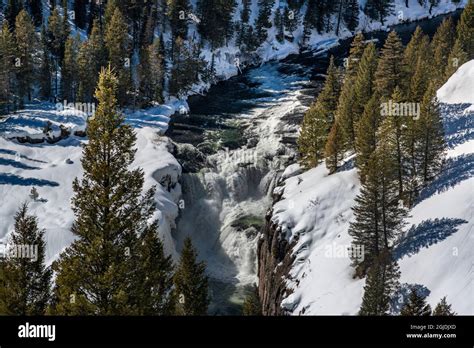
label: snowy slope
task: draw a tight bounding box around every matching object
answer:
[0,103,184,263]
[274,60,474,315]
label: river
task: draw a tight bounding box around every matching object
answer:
[165,10,462,315]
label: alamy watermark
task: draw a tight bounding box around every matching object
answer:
[380,100,420,120]
[324,242,364,263]
[55,100,96,117]
[0,243,38,262]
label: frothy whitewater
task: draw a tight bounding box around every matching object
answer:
[172,62,314,314]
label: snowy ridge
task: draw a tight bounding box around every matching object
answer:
[274,60,474,315]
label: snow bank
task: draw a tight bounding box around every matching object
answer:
[275,60,474,315]
[437,60,474,104]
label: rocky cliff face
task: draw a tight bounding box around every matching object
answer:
[257,193,296,316]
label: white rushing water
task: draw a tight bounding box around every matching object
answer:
[172,62,312,312]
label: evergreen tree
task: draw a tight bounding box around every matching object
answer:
[255,0,275,45]
[349,125,407,272]
[416,83,445,184]
[455,0,474,59]
[325,118,344,173]
[400,288,432,316]
[51,67,163,315]
[283,5,298,41]
[354,93,381,175]
[131,227,175,315]
[298,56,341,168]
[61,35,80,102]
[105,8,131,105]
[445,39,468,79]
[170,37,205,96]
[0,21,17,112]
[5,0,23,30]
[0,203,52,315]
[25,0,43,27]
[197,0,236,49]
[242,285,262,315]
[174,237,209,316]
[39,26,52,100]
[77,20,107,103]
[138,37,165,106]
[359,250,400,315]
[274,8,285,43]
[46,8,70,62]
[402,26,425,87]
[375,31,405,100]
[430,17,455,86]
[408,35,431,101]
[432,297,456,316]
[337,35,371,149]
[167,0,191,40]
[343,0,360,32]
[364,0,394,25]
[15,10,38,103]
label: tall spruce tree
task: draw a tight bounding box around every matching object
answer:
[354,93,381,175]
[343,0,360,32]
[61,35,80,101]
[408,35,431,101]
[416,83,445,184]
[0,203,52,315]
[430,17,455,87]
[197,0,236,49]
[15,10,38,103]
[174,237,209,315]
[364,0,394,25]
[298,56,341,168]
[455,1,474,60]
[167,0,191,40]
[51,66,169,315]
[401,288,432,316]
[255,0,275,44]
[325,118,344,173]
[0,21,17,112]
[350,123,407,273]
[359,250,400,315]
[39,26,52,100]
[375,31,405,100]
[432,297,456,316]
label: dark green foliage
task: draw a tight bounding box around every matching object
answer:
[359,250,400,315]
[0,203,52,315]
[364,0,394,25]
[174,237,209,315]
[197,0,236,49]
[401,288,432,316]
[242,285,262,315]
[433,297,456,316]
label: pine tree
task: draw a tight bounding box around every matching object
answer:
[0,203,52,315]
[359,250,400,315]
[455,0,474,60]
[39,26,52,100]
[242,285,262,315]
[77,20,107,103]
[174,237,209,316]
[138,37,165,106]
[432,297,456,316]
[197,0,236,49]
[105,8,131,105]
[400,288,432,316]
[61,35,80,102]
[0,21,17,112]
[283,5,298,41]
[51,66,164,315]
[402,26,425,87]
[5,0,23,30]
[46,8,70,62]
[131,227,175,315]
[375,31,405,100]
[354,93,381,175]
[298,56,341,168]
[274,8,285,43]
[343,0,360,32]
[15,10,38,103]
[255,0,275,45]
[408,35,431,101]
[337,36,373,149]
[416,83,445,184]
[445,39,468,79]
[167,0,191,40]
[170,37,205,96]
[430,17,455,86]
[350,125,407,272]
[325,118,344,173]
[364,0,394,25]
